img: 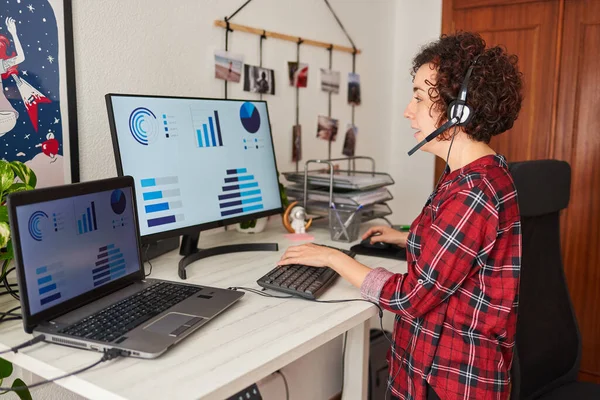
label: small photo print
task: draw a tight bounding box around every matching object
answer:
[215,50,244,83]
[316,115,339,142]
[320,68,340,93]
[288,62,309,88]
[348,72,361,105]
[292,125,302,162]
[244,65,276,95]
[342,124,358,157]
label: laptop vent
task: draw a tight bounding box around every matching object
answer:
[52,336,87,348]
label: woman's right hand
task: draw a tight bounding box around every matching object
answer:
[361,226,409,247]
[6,17,17,35]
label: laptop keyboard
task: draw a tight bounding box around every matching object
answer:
[59,282,201,343]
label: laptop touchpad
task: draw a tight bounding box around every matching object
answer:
[144,312,203,336]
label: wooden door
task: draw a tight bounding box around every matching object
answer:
[553,0,600,383]
[441,0,600,384]
[437,0,562,178]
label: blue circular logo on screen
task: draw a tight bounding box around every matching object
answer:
[240,102,261,134]
[110,190,127,215]
[129,107,158,145]
[28,211,48,241]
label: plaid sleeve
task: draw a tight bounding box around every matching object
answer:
[377,186,499,319]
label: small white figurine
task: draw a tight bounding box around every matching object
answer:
[290,205,307,234]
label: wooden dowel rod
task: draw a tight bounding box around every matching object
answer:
[214,20,361,54]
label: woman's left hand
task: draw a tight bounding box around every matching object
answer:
[277,243,337,268]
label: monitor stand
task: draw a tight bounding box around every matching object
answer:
[177,231,278,280]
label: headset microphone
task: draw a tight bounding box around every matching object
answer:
[407,54,481,156]
[407,117,459,156]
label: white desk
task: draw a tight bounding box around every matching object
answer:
[0,220,406,400]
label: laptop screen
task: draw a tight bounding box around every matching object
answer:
[14,186,141,316]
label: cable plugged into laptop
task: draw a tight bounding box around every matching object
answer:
[0,334,45,355]
[0,346,127,392]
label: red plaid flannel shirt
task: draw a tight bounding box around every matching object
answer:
[361,155,521,400]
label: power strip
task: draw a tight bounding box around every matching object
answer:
[226,383,262,400]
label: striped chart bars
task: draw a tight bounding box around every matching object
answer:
[218,168,264,217]
[77,201,98,235]
[140,176,185,228]
[93,244,127,287]
[190,108,224,148]
[35,262,64,307]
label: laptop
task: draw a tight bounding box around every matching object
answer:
[7,176,243,358]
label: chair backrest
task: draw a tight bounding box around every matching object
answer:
[508,159,578,399]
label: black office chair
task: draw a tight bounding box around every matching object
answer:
[508,160,600,399]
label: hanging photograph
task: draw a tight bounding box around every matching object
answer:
[348,72,361,106]
[316,115,339,142]
[342,124,358,156]
[243,65,275,95]
[288,62,308,88]
[1,0,80,187]
[214,50,243,83]
[320,68,340,93]
[292,124,301,162]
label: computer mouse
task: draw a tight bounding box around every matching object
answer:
[360,235,391,250]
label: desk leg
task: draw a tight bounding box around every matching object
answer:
[342,321,369,400]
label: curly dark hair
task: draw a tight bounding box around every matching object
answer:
[411,32,523,143]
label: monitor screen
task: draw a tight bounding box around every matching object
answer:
[14,186,140,316]
[106,95,283,241]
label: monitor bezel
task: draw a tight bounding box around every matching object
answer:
[7,176,145,333]
[105,93,284,244]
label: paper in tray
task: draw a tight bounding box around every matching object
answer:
[282,170,394,191]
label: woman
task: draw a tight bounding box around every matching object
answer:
[0,17,24,136]
[278,32,523,400]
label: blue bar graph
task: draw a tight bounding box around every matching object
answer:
[77,202,98,234]
[36,263,62,307]
[141,178,156,187]
[194,111,224,148]
[218,168,264,218]
[203,124,210,147]
[39,283,57,295]
[93,244,128,287]
[41,292,61,305]
[36,266,47,274]
[148,215,176,227]
[145,202,169,213]
[227,168,247,174]
[38,275,52,285]
[143,191,162,201]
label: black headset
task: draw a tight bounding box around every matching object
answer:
[407,54,482,156]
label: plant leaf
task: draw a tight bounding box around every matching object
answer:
[11,378,32,400]
[0,162,15,194]
[9,161,37,189]
[0,222,9,249]
[0,358,13,379]
[0,205,8,224]
[0,241,13,262]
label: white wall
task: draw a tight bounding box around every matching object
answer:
[10,0,441,398]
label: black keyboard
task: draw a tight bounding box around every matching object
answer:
[257,245,356,300]
[59,282,201,343]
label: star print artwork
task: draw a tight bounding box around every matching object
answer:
[0,0,68,187]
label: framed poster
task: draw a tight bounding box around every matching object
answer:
[0,0,79,187]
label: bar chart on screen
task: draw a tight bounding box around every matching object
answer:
[190,107,224,148]
[35,262,65,307]
[92,244,126,287]
[140,176,185,228]
[218,168,264,217]
[77,202,98,235]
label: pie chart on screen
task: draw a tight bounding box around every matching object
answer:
[240,102,261,133]
[111,190,127,215]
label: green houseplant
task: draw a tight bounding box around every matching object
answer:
[0,160,37,400]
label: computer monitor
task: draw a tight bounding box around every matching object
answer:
[106,94,283,278]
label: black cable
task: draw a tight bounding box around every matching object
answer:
[0,305,21,324]
[3,268,19,300]
[323,0,356,49]
[225,0,254,21]
[275,370,289,400]
[340,331,347,396]
[144,244,153,278]
[0,334,45,355]
[0,348,125,391]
